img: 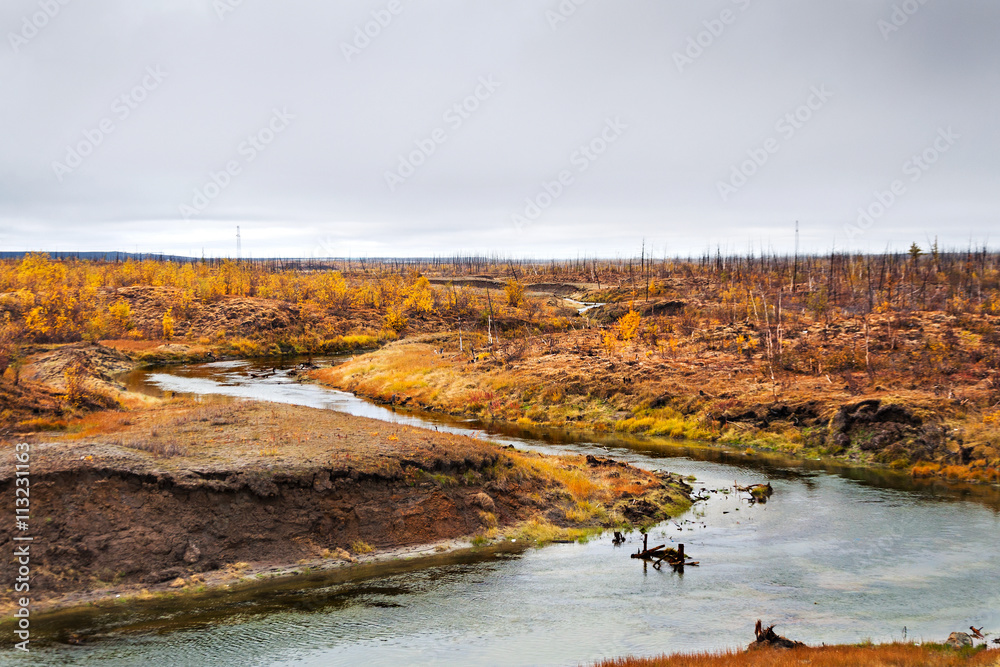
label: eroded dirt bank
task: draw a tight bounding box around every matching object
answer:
[313,335,1000,485]
[0,401,691,612]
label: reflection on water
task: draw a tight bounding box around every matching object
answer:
[21,358,1000,666]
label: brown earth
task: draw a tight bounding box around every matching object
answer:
[19,342,134,397]
[109,285,298,340]
[0,378,67,434]
[0,400,691,612]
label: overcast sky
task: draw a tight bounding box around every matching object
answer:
[1,0,997,258]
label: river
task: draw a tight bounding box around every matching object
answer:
[21,358,1000,666]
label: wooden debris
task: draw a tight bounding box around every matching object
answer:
[630,544,666,559]
[736,481,774,504]
[749,619,805,650]
[629,540,698,572]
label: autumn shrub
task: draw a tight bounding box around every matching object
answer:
[504,279,525,307]
[383,307,409,334]
[161,307,175,340]
[0,254,466,348]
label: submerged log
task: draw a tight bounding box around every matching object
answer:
[631,544,666,559]
[736,481,774,503]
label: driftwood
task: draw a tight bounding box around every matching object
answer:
[630,544,666,559]
[748,619,805,650]
[630,540,699,571]
[736,481,774,503]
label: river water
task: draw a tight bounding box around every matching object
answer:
[21,358,1000,666]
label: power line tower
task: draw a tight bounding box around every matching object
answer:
[236,226,242,261]
[792,220,799,292]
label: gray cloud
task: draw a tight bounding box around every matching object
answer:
[1,0,997,257]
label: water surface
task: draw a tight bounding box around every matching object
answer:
[19,358,1000,666]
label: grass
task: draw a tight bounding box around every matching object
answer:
[350,540,375,555]
[109,431,190,457]
[12,254,999,486]
[506,517,595,545]
[592,643,997,667]
[16,416,68,431]
[615,407,714,441]
[565,500,607,523]
[482,447,691,539]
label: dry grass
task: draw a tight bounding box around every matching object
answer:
[349,540,374,554]
[506,516,594,544]
[491,448,690,536]
[15,416,68,431]
[317,311,1000,485]
[593,644,998,667]
[63,410,132,439]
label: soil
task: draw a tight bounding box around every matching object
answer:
[109,286,299,340]
[0,401,691,613]
[19,342,134,397]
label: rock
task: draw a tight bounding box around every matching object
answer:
[831,432,851,450]
[471,492,495,512]
[945,632,973,649]
[142,567,185,584]
[875,403,921,426]
[168,577,187,588]
[183,543,201,564]
[313,471,333,492]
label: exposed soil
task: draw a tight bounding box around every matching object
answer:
[0,377,67,434]
[0,401,691,613]
[19,342,134,397]
[111,285,304,341]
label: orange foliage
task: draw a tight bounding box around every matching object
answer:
[0,255,472,346]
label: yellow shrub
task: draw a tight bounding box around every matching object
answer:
[162,307,175,340]
[504,279,525,307]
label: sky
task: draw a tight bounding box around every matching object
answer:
[1,0,997,259]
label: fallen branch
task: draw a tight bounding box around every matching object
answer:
[749,619,805,650]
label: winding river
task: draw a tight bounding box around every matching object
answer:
[21,358,1000,666]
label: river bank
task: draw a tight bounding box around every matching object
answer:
[0,399,692,617]
[312,334,1000,486]
[5,353,1000,662]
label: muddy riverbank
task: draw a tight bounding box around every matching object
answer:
[0,400,691,614]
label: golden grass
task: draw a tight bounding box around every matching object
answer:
[506,517,594,545]
[615,408,714,441]
[15,416,68,431]
[592,644,998,667]
[508,452,605,502]
[349,540,375,554]
[474,447,687,543]
[63,410,132,439]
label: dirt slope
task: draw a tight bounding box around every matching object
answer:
[0,401,690,611]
